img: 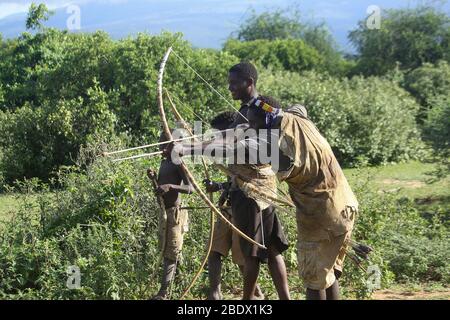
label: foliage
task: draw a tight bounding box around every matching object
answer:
[228,8,350,76]
[423,94,450,154]
[349,5,450,76]
[1,25,424,180]
[234,9,304,42]
[26,3,54,31]
[340,169,449,297]
[259,69,424,166]
[0,142,447,299]
[223,38,324,73]
[0,140,159,299]
[403,60,450,110]
[0,85,117,183]
[0,28,238,182]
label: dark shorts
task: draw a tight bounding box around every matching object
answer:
[231,189,289,263]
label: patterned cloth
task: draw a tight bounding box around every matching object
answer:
[159,206,189,261]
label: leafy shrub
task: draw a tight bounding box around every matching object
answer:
[0,139,238,299]
[0,84,117,183]
[349,6,450,76]
[0,141,159,299]
[224,38,324,73]
[259,69,424,166]
[423,94,450,153]
[229,8,351,77]
[403,61,450,108]
[0,30,239,182]
[349,171,449,288]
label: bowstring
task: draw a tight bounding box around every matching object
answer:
[169,49,291,244]
[171,49,248,122]
[166,89,208,125]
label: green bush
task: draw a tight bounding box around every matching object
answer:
[423,94,450,155]
[345,171,449,293]
[0,84,117,183]
[0,30,239,183]
[224,38,323,73]
[403,60,450,113]
[349,6,450,76]
[229,8,351,77]
[259,69,424,166]
[0,140,448,299]
[382,231,449,283]
[0,141,159,299]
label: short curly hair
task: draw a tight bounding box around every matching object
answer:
[210,111,237,130]
[229,62,258,85]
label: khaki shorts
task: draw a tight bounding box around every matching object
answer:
[159,206,189,261]
[297,209,356,290]
[211,208,245,266]
[297,230,351,290]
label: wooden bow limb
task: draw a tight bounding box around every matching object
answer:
[165,89,294,210]
[145,169,168,296]
[164,87,216,299]
[165,89,211,181]
[157,47,265,299]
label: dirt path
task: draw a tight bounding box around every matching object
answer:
[373,289,450,300]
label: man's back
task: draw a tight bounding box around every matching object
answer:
[278,112,358,238]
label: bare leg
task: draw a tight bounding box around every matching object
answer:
[326,280,340,300]
[153,258,176,300]
[239,265,264,299]
[207,252,223,300]
[267,245,290,300]
[306,288,326,300]
[242,256,260,300]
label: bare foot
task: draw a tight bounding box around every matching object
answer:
[254,285,265,300]
[150,291,168,300]
[207,290,223,300]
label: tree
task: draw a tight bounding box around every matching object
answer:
[403,60,450,108]
[349,5,450,76]
[234,9,303,41]
[26,3,54,31]
[423,94,450,153]
[224,38,323,73]
[229,8,349,76]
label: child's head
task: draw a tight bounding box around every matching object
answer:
[158,128,175,151]
[228,62,258,101]
[210,111,237,131]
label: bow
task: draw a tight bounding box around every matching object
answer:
[156,47,266,299]
[164,88,216,299]
[145,168,168,296]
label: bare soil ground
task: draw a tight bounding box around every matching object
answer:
[373,288,450,300]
